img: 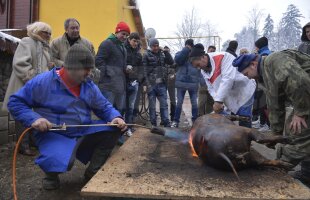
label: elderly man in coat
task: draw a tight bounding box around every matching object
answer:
[50,18,100,82]
[50,18,95,67]
[8,44,127,190]
[232,50,310,186]
[189,44,256,128]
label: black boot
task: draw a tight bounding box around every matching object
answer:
[291,159,310,187]
[42,172,60,190]
[84,148,113,181]
[82,131,121,181]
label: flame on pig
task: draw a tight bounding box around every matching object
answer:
[188,129,198,157]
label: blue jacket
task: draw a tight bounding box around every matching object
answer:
[258,46,271,56]
[8,68,121,136]
[7,68,122,172]
[174,47,201,90]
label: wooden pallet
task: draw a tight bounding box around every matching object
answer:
[81,128,310,199]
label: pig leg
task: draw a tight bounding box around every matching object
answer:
[248,148,294,170]
[249,129,291,147]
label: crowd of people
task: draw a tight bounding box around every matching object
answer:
[2,18,310,189]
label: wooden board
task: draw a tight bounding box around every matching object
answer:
[81,128,310,199]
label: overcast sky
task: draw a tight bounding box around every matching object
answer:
[138,0,309,49]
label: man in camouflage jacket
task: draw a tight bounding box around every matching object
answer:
[232,49,310,186]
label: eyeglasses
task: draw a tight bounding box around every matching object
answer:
[41,31,51,36]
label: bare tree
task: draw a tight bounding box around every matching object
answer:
[201,20,219,48]
[247,7,265,44]
[163,7,202,53]
[163,7,218,54]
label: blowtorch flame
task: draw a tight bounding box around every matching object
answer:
[189,129,198,157]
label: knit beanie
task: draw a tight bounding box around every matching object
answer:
[115,22,131,34]
[149,38,159,47]
[255,37,268,49]
[232,54,257,72]
[64,44,95,69]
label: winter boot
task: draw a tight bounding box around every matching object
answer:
[42,172,60,190]
[290,159,310,187]
[84,148,113,181]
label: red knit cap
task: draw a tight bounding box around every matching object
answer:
[115,22,130,34]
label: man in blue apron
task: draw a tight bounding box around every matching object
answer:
[8,44,127,190]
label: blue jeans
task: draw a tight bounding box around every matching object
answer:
[125,82,139,124]
[101,90,125,114]
[147,83,169,126]
[174,88,198,123]
[221,95,254,128]
[236,95,254,128]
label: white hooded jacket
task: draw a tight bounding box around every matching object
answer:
[201,52,256,113]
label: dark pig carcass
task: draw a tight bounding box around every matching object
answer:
[189,114,293,179]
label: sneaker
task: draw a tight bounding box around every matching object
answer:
[42,173,60,190]
[171,121,179,128]
[163,122,171,127]
[252,118,260,126]
[124,129,133,137]
[258,124,270,132]
[252,123,261,129]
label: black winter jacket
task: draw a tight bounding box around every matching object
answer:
[124,40,143,83]
[143,49,173,86]
[95,34,127,93]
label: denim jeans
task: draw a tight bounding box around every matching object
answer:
[147,83,169,126]
[133,83,143,118]
[101,90,125,114]
[220,95,254,128]
[174,88,198,123]
[125,82,139,124]
[236,95,254,128]
[167,79,176,121]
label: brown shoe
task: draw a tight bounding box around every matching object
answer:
[19,149,36,156]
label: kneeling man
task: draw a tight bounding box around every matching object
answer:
[8,44,127,190]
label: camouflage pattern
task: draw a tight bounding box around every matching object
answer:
[298,41,310,55]
[261,49,310,164]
